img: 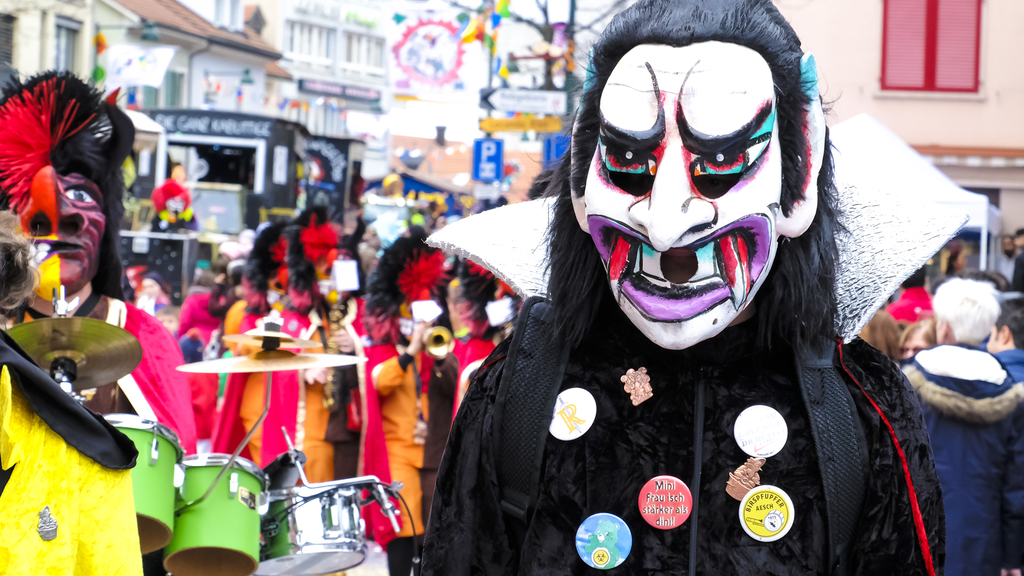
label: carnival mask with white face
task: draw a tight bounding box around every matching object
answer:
[573,42,824,349]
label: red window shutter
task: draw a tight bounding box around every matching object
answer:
[883,0,928,90]
[935,0,981,91]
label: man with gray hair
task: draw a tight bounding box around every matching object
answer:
[906,278,1024,576]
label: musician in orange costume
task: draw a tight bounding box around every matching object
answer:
[212,207,341,482]
[363,230,458,576]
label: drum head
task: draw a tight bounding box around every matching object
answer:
[256,547,366,576]
[164,546,258,576]
[137,514,173,555]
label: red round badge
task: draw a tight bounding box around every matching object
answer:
[638,475,692,530]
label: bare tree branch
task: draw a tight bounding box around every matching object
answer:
[535,0,550,25]
[574,0,632,34]
[440,0,546,34]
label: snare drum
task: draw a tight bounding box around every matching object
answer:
[105,413,184,554]
[256,483,366,575]
[164,454,269,576]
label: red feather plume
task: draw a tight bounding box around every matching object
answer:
[300,220,339,264]
[0,78,95,209]
[397,249,446,302]
[467,260,494,280]
[270,237,289,264]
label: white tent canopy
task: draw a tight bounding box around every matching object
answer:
[829,113,999,269]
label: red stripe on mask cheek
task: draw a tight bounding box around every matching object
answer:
[609,236,631,282]
[721,234,737,287]
[737,235,750,293]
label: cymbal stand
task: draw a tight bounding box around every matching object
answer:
[179,317,281,512]
[48,286,85,402]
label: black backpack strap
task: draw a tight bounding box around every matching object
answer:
[492,296,570,550]
[796,340,869,576]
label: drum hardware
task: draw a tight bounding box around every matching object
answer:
[7,286,143,395]
[254,429,405,576]
[279,427,402,533]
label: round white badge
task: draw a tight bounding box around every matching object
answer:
[549,388,597,441]
[733,405,788,458]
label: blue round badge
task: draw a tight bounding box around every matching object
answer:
[575,513,633,570]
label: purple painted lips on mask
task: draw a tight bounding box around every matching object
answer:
[588,214,772,321]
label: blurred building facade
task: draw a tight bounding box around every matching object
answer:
[248,0,391,177]
[96,0,281,114]
[777,0,1024,234]
[0,0,97,84]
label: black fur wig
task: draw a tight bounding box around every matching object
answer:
[0,71,135,300]
[364,228,450,345]
[457,258,520,341]
[544,0,840,355]
[244,220,290,315]
[284,205,337,315]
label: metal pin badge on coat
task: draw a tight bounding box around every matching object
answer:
[38,506,57,541]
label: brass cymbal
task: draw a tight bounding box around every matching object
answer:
[222,328,320,349]
[177,349,365,374]
[7,317,143,390]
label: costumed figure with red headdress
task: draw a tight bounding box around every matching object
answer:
[363,230,459,576]
[451,260,518,412]
[321,216,371,481]
[0,72,196,454]
[150,165,197,232]
[212,206,345,482]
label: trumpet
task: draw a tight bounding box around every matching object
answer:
[424,326,454,359]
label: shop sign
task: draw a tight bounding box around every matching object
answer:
[151,112,273,139]
[298,79,382,103]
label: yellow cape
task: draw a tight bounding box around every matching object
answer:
[0,365,142,574]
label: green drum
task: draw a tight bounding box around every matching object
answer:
[104,413,184,554]
[165,454,269,576]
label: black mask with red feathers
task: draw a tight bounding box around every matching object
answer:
[285,205,339,316]
[0,72,134,302]
[456,259,520,341]
[364,229,451,345]
[243,220,291,315]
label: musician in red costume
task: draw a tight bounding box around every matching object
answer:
[363,230,458,576]
[0,71,196,453]
[451,260,518,412]
[212,207,345,482]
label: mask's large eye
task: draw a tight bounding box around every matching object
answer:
[65,189,96,204]
[689,126,772,199]
[600,141,658,197]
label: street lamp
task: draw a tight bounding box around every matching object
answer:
[140,21,160,42]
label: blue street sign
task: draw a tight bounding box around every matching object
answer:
[473,138,504,182]
[543,134,570,170]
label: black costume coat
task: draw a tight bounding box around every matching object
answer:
[421,308,944,575]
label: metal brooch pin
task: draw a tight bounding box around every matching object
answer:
[726,457,767,501]
[621,367,653,406]
[37,506,57,541]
